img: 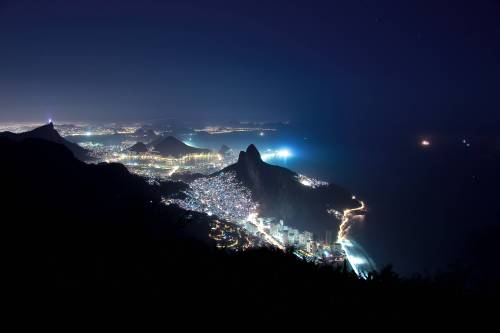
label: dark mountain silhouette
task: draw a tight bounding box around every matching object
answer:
[0,122,90,160]
[151,135,210,157]
[158,180,189,199]
[128,141,148,153]
[219,144,359,235]
[0,136,214,300]
[0,137,494,317]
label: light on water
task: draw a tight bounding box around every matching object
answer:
[261,148,293,161]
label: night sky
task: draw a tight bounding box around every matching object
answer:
[1,0,500,274]
[1,0,499,131]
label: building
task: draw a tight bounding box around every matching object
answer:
[306,240,317,254]
[325,230,335,245]
[332,242,346,262]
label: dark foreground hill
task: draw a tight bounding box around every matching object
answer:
[0,137,495,318]
[220,144,359,235]
[150,135,210,157]
[0,122,90,160]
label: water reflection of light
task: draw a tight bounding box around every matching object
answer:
[277,149,291,158]
[261,148,293,161]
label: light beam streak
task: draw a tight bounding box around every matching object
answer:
[337,200,365,241]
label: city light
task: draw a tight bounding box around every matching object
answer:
[171,171,259,228]
[167,165,179,177]
[334,200,365,242]
[297,174,328,188]
[170,170,356,270]
[300,178,312,187]
[98,148,229,179]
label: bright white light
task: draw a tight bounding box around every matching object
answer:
[85,131,92,136]
[276,149,291,158]
[261,148,293,161]
[348,256,366,265]
[48,118,52,124]
[246,212,258,223]
[167,165,179,177]
[421,139,430,146]
[297,174,328,188]
[261,153,273,161]
[259,131,265,136]
[300,179,312,187]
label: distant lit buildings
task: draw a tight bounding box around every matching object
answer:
[168,169,350,265]
[171,171,259,225]
[296,174,329,188]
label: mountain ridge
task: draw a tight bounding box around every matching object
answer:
[219,144,359,235]
[0,122,90,161]
[128,141,148,153]
[150,136,210,157]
